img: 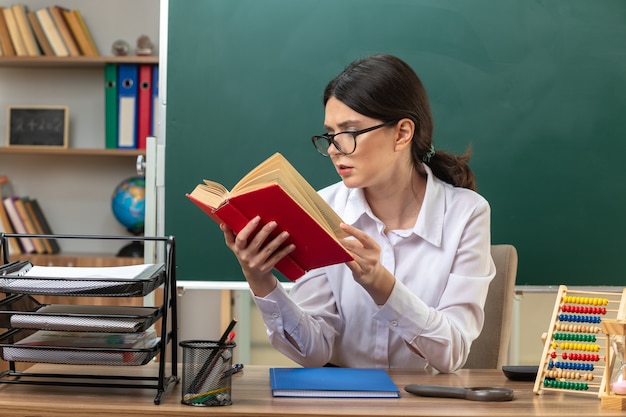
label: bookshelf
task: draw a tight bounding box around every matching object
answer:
[0,147,144,157]
[0,1,159,260]
[0,55,158,67]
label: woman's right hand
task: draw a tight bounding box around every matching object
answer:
[221,216,295,296]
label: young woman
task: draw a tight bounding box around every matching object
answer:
[221,54,495,373]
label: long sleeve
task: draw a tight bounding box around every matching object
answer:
[253,165,495,372]
[253,271,342,367]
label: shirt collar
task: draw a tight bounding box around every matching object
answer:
[341,164,445,247]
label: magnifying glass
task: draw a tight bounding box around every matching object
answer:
[404,384,514,402]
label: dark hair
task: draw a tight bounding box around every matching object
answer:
[323,54,476,191]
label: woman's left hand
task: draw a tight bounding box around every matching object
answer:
[339,223,395,304]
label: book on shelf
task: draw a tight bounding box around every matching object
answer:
[73,9,98,55]
[48,5,79,56]
[137,64,153,149]
[11,4,39,56]
[12,197,46,254]
[117,64,139,148]
[186,152,353,281]
[22,198,52,254]
[0,191,59,255]
[62,8,97,56]
[0,176,20,254]
[104,63,118,149]
[26,10,53,56]
[2,6,26,56]
[0,197,13,234]
[269,367,400,398]
[0,199,22,255]
[0,7,16,56]
[26,198,60,254]
[2,196,36,254]
[34,7,67,56]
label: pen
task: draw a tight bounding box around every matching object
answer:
[221,363,244,379]
[189,318,238,392]
[184,385,231,402]
[217,319,238,346]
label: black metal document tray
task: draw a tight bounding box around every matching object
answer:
[0,263,165,297]
[0,328,160,366]
[0,294,162,332]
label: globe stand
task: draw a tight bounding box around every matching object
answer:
[116,240,144,258]
[111,176,146,259]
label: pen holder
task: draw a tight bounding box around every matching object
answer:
[180,340,236,406]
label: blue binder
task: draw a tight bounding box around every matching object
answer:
[269,367,400,398]
[117,64,139,149]
[151,64,159,137]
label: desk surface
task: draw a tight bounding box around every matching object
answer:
[0,364,622,417]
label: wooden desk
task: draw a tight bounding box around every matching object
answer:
[0,364,622,417]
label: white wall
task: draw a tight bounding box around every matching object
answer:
[175,286,560,367]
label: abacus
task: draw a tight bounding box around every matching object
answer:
[533,285,626,397]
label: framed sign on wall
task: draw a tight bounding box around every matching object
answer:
[7,105,69,148]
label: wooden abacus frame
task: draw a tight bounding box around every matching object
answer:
[533,285,626,397]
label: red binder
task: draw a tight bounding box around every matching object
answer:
[136,64,153,150]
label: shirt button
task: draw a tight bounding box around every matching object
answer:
[272,312,279,318]
[391,320,398,327]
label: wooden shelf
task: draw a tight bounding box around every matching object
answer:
[0,147,143,157]
[0,56,158,68]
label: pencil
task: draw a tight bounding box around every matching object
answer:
[188,318,237,392]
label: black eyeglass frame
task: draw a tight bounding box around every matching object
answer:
[311,120,398,156]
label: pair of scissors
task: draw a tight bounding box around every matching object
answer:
[404,384,514,402]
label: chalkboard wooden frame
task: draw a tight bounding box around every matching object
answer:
[7,105,69,148]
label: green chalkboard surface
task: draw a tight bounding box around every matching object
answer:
[165,0,626,286]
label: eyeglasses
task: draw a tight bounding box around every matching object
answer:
[311,121,397,156]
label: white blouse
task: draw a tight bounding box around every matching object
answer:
[253,164,495,373]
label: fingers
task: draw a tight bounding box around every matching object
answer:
[221,223,236,245]
[235,219,283,255]
[340,222,370,246]
[222,216,294,271]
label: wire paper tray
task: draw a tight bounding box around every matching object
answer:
[0,234,178,405]
[0,294,162,332]
[0,329,160,366]
[0,264,165,297]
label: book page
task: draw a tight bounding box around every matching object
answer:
[231,153,349,239]
[190,181,230,209]
[232,153,283,190]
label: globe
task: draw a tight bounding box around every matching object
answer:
[111,176,145,235]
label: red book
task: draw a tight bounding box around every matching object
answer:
[136,64,153,149]
[186,153,352,281]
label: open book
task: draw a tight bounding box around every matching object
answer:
[186,152,353,281]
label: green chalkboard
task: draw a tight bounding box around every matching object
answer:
[165,0,626,286]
